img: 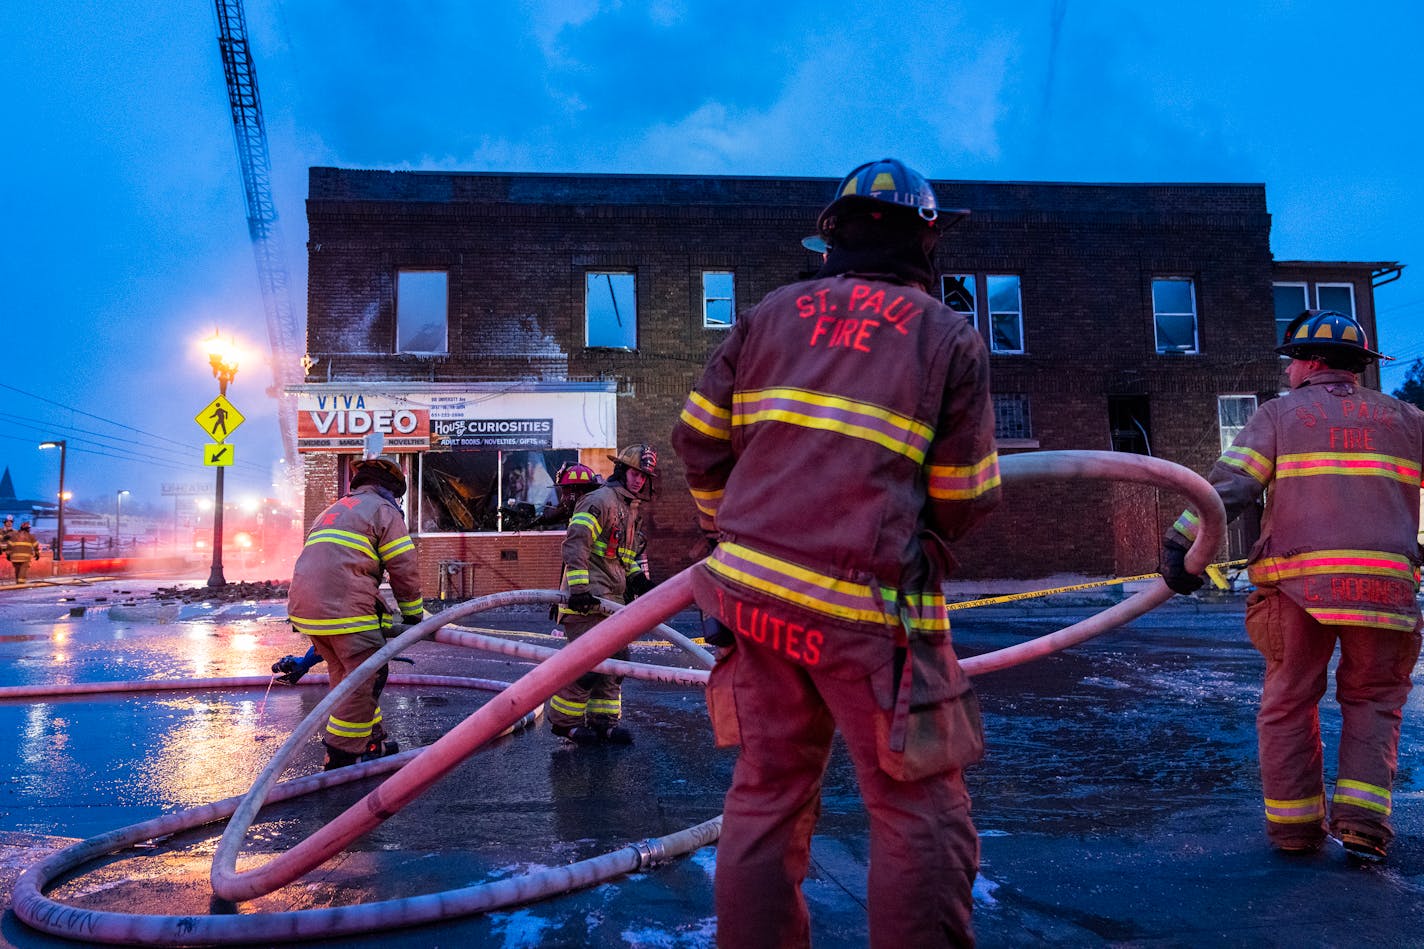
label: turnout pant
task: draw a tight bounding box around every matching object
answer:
[709,634,978,949]
[309,632,390,755]
[1245,585,1422,848]
[548,612,629,729]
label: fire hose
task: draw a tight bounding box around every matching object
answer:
[13,449,1224,944]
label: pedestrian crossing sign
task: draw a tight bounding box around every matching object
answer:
[204,443,235,467]
[196,395,244,442]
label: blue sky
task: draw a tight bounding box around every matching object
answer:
[3,0,1422,511]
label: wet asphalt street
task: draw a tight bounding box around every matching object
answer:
[2,575,1424,947]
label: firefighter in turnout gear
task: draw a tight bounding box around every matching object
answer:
[5,521,40,584]
[287,457,424,770]
[548,445,657,746]
[1162,309,1424,863]
[673,158,1001,947]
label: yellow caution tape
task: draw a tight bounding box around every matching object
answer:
[946,573,1161,610]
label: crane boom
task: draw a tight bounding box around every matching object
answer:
[214,0,302,470]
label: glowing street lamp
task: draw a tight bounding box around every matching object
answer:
[38,440,67,561]
[115,489,130,549]
[202,330,241,587]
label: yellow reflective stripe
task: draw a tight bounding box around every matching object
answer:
[1307,608,1419,631]
[397,598,423,612]
[289,614,382,635]
[733,387,933,463]
[305,530,378,560]
[690,486,722,519]
[680,391,733,440]
[587,699,621,714]
[1333,779,1392,814]
[1220,444,1273,483]
[1250,549,1414,582]
[379,535,415,557]
[566,570,590,585]
[326,709,382,738]
[709,542,895,625]
[1276,451,1421,486]
[550,695,586,716]
[569,512,601,535]
[1264,794,1325,823]
[926,452,1001,500]
[1172,509,1201,542]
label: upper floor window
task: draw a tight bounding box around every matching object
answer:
[1273,282,1308,345]
[1315,282,1356,318]
[396,270,448,353]
[941,273,1024,354]
[992,393,1033,439]
[703,271,736,328]
[1152,277,1198,354]
[586,272,637,349]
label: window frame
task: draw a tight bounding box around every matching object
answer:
[701,270,736,329]
[1151,276,1199,355]
[1314,282,1356,317]
[941,272,1026,354]
[1272,282,1309,346]
[985,274,1025,355]
[585,271,638,350]
[413,448,581,535]
[1217,394,1259,451]
[395,269,449,354]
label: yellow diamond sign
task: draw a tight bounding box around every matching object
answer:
[195,395,244,443]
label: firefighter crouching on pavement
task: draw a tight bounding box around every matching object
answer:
[673,158,1001,948]
[548,446,656,746]
[287,457,424,770]
[1162,309,1424,863]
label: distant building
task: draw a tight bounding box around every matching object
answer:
[297,167,1402,592]
[0,466,47,526]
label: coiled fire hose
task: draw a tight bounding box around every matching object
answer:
[13,449,1223,944]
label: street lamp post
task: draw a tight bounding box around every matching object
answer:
[204,333,240,588]
[115,489,130,550]
[38,440,67,562]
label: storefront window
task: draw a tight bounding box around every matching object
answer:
[417,449,578,533]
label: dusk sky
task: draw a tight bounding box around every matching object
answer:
[3,0,1421,514]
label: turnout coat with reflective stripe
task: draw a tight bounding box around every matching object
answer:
[287,485,423,638]
[1170,368,1424,631]
[672,270,1001,643]
[559,482,646,606]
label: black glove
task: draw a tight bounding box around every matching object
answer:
[401,612,423,626]
[1160,543,1204,595]
[567,590,599,613]
[625,573,655,600]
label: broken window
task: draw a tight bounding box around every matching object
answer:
[703,271,735,328]
[396,270,448,353]
[942,273,1024,353]
[586,272,637,349]
[1152,278,1198,354]
[416,449,579,533]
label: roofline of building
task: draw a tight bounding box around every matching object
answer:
[1274,259,1402,269]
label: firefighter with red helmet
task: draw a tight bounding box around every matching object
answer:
[548,445,657,745]
[673,158,1000,947]
[287,457,424,770]
[1162,309,1424,863]
[531,462,601,529]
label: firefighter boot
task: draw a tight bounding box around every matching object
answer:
[321,742,361,771]
[1338,830,1387,864]
[552,724,603,745]
[599,725,633,745]
[360,739,400,762]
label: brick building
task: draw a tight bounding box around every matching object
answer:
[297,167,1401,594]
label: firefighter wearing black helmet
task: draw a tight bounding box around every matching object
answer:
[1162,309,1424,864]
[674,158,1000,947]
[548,445,657,746]
[286,457,424,770]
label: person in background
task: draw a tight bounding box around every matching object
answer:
[5,521,41,584]
[673,158,1000,947]
[548,445,657,746]
[1161,309,1424,864]
[286,457,424,770]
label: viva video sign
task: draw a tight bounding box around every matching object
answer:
[296,393,431,452]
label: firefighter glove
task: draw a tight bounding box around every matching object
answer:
[401,612,423,627]
[625,572,655,600]
[1160,543,1204,595]
[568,590,599,613]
